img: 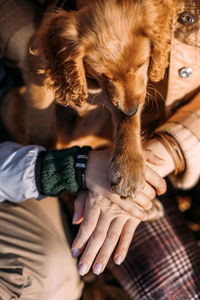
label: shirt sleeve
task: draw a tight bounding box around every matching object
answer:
[0,141,46,202]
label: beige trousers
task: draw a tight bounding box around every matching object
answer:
[0,197,83,300]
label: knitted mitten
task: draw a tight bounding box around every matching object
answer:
[35,146,92,196]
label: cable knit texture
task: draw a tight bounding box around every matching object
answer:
[158,122,200,189]
[36,146,81,196]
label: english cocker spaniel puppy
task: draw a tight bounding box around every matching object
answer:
[27,0,175,198]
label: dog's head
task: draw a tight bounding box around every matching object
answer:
[36,0,175,115]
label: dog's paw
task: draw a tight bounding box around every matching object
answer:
[110,153,145,198]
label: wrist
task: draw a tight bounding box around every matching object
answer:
[154,131,186,176]
[85,150,99,191]
[85,149,112,195]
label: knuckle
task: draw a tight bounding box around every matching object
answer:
[107,230,119,242]
[123,230,133,240]
[92,230,106,241]
[98,253,109,263]
[143,198,152,210]
[137,196,149,209]
[81,219,96,232]
[146,200,153,210]
[118,246,128,255]
[135,209,146,220]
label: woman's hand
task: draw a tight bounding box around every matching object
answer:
[85,149,167,220]
[72,192,141,276]
[71,144,171,276]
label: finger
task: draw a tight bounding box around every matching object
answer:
[72,194,100,257]
[107,196,148,220]
[114,218,140,265]
[144,148,164,165]
[124,201,148,221]
[134,192,153,210]
[92,217,125,275]
[77,211,112,276]
[134,181,160,211]
[142,182,156,200]
[145,166,167,195]
[72,191,87,224]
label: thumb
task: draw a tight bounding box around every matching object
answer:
[72,191,87,224]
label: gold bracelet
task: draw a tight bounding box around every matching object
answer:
[154,131,186,176]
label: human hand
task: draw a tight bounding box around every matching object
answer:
[85,148,167,220]
[71,146,168,276]
[72,191,141,276]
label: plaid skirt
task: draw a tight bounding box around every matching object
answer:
[109,182,200,300]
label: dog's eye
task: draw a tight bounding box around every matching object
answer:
[136,63,145,71]
[102,73,113,81]
[128,63,145,75]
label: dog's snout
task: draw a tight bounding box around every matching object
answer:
[118,104,139,117]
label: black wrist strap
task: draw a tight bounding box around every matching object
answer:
[75,146,92,190]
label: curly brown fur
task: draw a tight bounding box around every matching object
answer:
[32,0,176,197]
[144,0,176,81]
[35,0,175,102]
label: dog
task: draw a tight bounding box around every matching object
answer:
[2,0,175,201]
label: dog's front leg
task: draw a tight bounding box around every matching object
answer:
[110,109,145,198]
[23,47,56,148]
[24,79,55,148]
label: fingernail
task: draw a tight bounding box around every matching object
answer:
[72,248,80,258]
[115,256,123,265]
[78,263,88,276]
[72,213,79,224]
[93,263,102,275]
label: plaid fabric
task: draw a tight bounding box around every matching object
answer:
[108,182,200,300]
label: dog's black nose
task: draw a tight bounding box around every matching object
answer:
[118,105,139,117]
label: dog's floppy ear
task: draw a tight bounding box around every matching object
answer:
[143,0,176,82]
[36,10,87,106]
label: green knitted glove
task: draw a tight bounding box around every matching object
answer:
[35,146,91,196]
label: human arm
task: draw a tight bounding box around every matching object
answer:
[136,93,200,189]
[0,141,91,202]
[152,91,200,189]
[0,138,166,211]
